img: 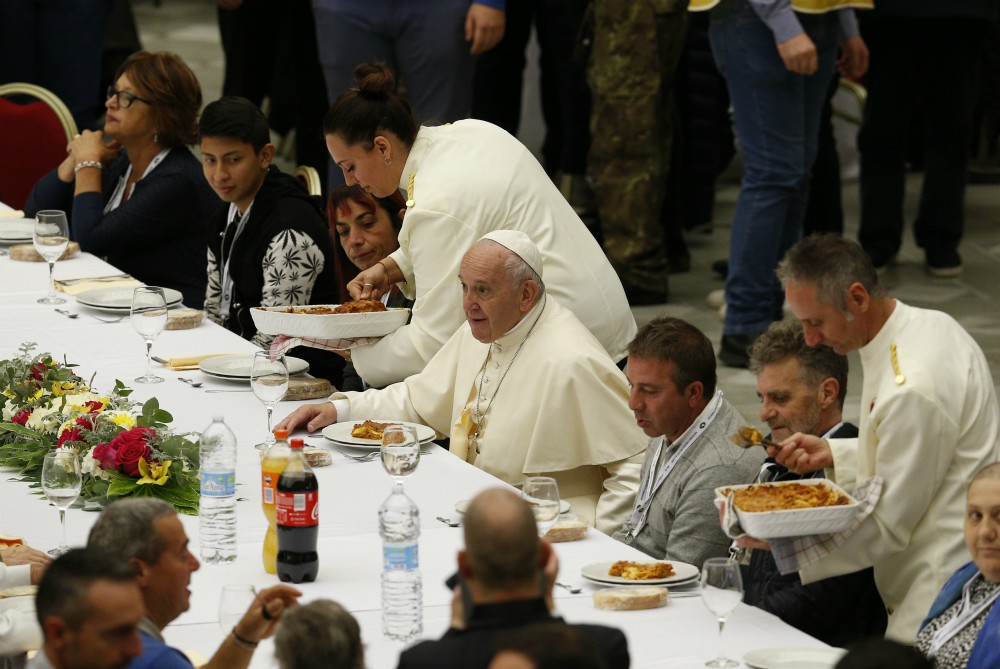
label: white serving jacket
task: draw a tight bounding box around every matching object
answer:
[351,120,637,388]
[332,298,647,533]
[802,301,1000,641]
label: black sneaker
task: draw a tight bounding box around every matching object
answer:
[711,258,729,278]
[718,333,756,368]
[624,284,668,306]
[925,249,963,278]
[865,248,897,273]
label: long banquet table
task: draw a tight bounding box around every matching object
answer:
[0,252,829,668]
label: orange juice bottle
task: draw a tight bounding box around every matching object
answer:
[261,428,291,574]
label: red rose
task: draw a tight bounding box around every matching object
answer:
[58,427,83,447]
[11,409,30,426]
[75,416,94,430]
[92,443,118,471]
[30,363,46,382]
[111,427,154,477]
[84,401,103,413]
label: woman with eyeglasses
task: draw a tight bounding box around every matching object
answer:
[25,51,220,308]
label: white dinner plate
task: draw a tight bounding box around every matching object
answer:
[321,420,436,449]
[455,498,572,515]
[743,647,846,669]
[0,218,34,243]
[580,560,700,586]
[75,286,183,311]
[198,354,309,380]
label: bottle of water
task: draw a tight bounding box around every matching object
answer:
[199,415,237,563]
[379,486,422,641]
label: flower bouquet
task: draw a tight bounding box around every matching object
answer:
[0,343,200,514]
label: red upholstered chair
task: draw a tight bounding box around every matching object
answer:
[0,83,78,210]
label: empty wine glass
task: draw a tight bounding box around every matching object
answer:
[381,425,419,490]
[251,351,288,450]
[521,476,560,536]
[131,287,168,383]
[41,450,82,555]
[33,210,69,304]
[218,584,256,634]
[700,557,744,668]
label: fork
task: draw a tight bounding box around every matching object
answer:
[341,451,380,462]
[555,582,583,594]
[91,314,127,324]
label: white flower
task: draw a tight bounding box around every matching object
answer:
[81,448,112,481]
[26,406,59,433]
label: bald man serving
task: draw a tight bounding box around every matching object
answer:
[280,231,646,532]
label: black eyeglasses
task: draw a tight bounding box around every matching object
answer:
[106,86,152,109]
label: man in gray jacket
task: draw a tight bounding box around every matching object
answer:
[613,316,764,566]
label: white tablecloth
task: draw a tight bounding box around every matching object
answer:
[0,252,828,668]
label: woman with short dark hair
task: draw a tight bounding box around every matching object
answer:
[25,51,219,308]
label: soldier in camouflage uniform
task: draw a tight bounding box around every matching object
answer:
[588,0,689,304]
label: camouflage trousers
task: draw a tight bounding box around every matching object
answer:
[588,0,688,291]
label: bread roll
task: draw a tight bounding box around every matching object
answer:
[165,309,204,330]
[544,518,589,543]
[304,448,332,467]
[593,586,669,611]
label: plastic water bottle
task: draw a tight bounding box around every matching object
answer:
[379,486,422,641]
[199,416,237,563]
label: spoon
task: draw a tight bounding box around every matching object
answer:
[178,377,203,388]
[436,516,461,528]
[54,309,78,319]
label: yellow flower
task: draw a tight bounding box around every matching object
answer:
[103,411,137,429]
[136,458,171,485]
[2,389,14,400]
[51,381,77,397]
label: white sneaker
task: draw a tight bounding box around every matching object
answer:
[706,288,725,309]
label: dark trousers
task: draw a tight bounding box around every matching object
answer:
[471,0,592,174]
[858,16,988,256]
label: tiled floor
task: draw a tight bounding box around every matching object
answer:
[135,0,1000,425]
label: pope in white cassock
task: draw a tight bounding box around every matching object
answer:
[278,230,648,532]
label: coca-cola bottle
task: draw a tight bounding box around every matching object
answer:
[276,438,319,583]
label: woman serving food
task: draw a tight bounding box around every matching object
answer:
[319,62,635,388]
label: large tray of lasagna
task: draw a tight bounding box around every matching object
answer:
[251,303,410,339]
[715,478,860,539]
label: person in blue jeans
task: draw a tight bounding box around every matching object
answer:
[700,0,869,368]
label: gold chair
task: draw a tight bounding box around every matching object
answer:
[292,165,322,197]
[0,83,79,209]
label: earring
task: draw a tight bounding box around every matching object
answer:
[383,154,391,166]
[153,132,160,144]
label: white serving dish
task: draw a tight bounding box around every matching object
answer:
[250,305,410,339]
[715,478,860,539]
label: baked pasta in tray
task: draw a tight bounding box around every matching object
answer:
[607,560,676,580]
[721,481,851,512]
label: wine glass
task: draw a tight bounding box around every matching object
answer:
[131,287,168,384]
[251,351,288,450]
[33,210,69,304]
[41,450,82,555]
[700,557,744,668]
[218,584,256,634]
[381,425,419,490]
[521,476,560,536]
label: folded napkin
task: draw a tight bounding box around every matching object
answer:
[717,476,883,575]
[270,334,382,359]
[54,275,142,295]
[154,353,242,371]
[0,209,24,218]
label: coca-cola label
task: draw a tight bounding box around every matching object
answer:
[200,470,235,497]
[276,491,318,527]
[383,542,419,571]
